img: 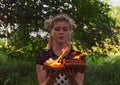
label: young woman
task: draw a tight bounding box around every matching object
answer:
[36,14,86,85]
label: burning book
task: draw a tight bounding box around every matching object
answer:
[44,47,86,73]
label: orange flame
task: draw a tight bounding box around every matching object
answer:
[74,53,84,59]
[55,46,69,63]
[44,47,85,69]
[45,47,69,68]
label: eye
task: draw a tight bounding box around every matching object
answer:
[54,27,60,31]
[63,27,69,31]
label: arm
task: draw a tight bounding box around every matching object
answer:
[36,64,48,85]
[36,64,59,85]
[69,72,85,85]
[68,72,85,85]
[64,67,85,85]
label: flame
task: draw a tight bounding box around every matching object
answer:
[55,46,69,63]
[74,53,84,59]
[44,47,85,69]
[45,47,69,68]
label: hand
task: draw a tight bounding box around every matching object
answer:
[64,68,82,85]
[47,69,61,79]
[64,68,77,78]
[41,69,61,85]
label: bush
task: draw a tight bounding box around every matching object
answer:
[1,50,120,85]
[0,51,38,85]
[84,55,120,85]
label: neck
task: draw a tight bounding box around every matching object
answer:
[52,42,71,56]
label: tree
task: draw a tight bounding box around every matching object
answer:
[0,0,116,51]
[110,6,120,45]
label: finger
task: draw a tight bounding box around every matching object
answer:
[72,68,76,73]
[75,68,79,73]
[70,68,76,76]
[71,68,74,73]
[64,68,69,76]
[63,68,67,75]
[67,68,72,76]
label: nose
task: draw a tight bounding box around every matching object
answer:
[59,29,64,34]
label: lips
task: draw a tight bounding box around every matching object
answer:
[58,36,64,39]
[59,36,64,38]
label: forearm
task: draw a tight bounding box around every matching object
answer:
[68,76,80,85]
[68,73,84,85]
[40,77,56,85]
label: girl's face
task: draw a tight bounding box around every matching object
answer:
[51,21,71,44]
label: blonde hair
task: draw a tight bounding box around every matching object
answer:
[44,13,77,31]
[44,13,77,49]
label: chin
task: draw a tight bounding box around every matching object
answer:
[58,41,66,44]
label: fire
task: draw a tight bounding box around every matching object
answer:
[74,53,84,59]
[44,47,69,68]
[55,46,69,63]
[44,47,84,69]
[44,48,86,73]
[45,58,61,67]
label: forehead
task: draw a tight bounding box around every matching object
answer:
[52,21,69,27]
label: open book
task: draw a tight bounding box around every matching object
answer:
[44,59,86,73]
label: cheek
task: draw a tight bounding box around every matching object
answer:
[51,31,57,38]
[65,32,71,40]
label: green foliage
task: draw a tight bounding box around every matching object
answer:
[110,6,120,46]
[111,6,120,27]
[0,0,117,51]
[0,39,5,46]
[90,41,120,56]
[84,55,120,85]
[0,52,38,85]
[0,51,120,85]
[71,0,116,48]
[1,36,47,62]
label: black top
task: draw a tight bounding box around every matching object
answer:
[36,49,85,65]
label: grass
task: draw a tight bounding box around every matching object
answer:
[0,51,38,85]
[0,51,120,85]
[84,55,120,85]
